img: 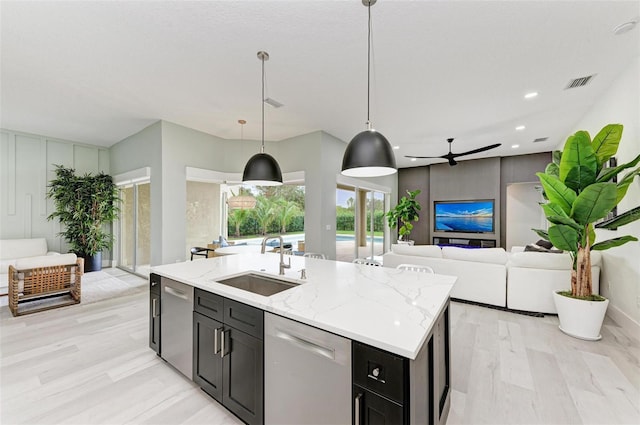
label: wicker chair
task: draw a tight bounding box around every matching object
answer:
[8,254,84,316]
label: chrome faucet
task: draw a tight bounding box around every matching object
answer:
[261,235,291,275]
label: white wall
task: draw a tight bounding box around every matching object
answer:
[505,183,546,250]
[110,121,397,264]
[567,56,640,327]
[0,129,110,256]
[110,121,163,265]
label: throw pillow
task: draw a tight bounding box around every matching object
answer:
[218,235,229,247]
[524,241,563,253]
[536,239,553,250]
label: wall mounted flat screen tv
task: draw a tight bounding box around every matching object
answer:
[434,200,495,233]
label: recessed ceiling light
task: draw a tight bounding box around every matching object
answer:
[512,144,520,149]
[410,158,417,162]
[516,125,526,131]
[524,92,538,99]
[393,145,400,150]
[614,20,637,35]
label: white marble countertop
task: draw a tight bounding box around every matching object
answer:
[152,253,456,359]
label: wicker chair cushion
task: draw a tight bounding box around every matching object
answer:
[13,253,79,293]
[14,253,78,270]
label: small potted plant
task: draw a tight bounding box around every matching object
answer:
[535,123,639,340]
[386,189,421,245]
[47,165,120,272]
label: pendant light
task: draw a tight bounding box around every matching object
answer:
[228,120,257,209]
[341,0,397,177]
[242,51,283,186]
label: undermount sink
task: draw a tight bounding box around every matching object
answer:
[215,272,300,296]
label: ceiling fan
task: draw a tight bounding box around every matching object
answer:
[405,138,502,166]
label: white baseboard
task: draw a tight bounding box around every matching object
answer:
[606,304,640,336]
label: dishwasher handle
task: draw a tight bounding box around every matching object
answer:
[275,329,335,360]
[164,285,189,300]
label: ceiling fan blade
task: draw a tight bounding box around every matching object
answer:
[404,155,446,159]
[452,143,502,158]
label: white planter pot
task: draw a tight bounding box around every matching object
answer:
[552,290,609,341]
[397,240,415,246]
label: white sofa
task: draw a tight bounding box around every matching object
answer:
[383,244,509,307]
[507,246,601,314]
[1,238,61,293]
[382,244,601,314]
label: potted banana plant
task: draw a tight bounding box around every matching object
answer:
[387,189,421,245]
[534,123,640,340]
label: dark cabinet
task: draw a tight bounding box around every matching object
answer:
[353,342,409,425]
[222,326,263,425]
[353,300,450,425]
[193,312,223,400]
[149,273,161,354]
[354,390,404,425]
[193,288,263,425]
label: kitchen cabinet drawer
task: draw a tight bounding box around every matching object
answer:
[194,288,223,321]
[223,297,263,339]
[353,341,408,405]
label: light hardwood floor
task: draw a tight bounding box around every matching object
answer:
[1,269,638,424]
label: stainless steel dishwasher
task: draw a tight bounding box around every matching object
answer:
[265,312,351,424]
[160,277,194,379]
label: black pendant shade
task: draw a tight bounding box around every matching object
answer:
[242,152,283,186]
[341,0,397,178]
[242,50,283,186]
[341,129,397,177]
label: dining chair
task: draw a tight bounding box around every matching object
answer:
[396,263,435,274]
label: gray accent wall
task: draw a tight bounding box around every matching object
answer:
[397,154,551,247]
[431,157,502,246]
[1,129,110,256]
[397,167,430,245]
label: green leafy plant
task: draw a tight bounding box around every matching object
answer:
[47,165,120,256]
[386,189,421,242]
[534,124,640,299]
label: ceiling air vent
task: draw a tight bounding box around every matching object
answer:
[533,137,549,143]
[565,75,595,89]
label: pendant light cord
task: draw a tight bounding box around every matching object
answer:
[261,56,265,153]
[366,2,371,128]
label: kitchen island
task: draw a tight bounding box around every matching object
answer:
[151,253,456,425]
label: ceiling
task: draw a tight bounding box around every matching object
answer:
[1,1,638,169]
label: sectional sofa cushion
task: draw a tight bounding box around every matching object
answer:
[441,246,508,264]
[0,238,61,274]
[0,238,48,260]
[509,249,601,270]
[391,244,442,258]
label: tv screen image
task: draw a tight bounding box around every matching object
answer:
[434,200,494,233]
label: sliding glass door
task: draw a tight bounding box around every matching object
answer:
[336,185,387,263]
[118,181,151,276]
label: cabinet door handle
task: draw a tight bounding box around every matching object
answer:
[221,329,230,358]
[213,327,222,354]
[152,298,157,318]
[354,393,362,425]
